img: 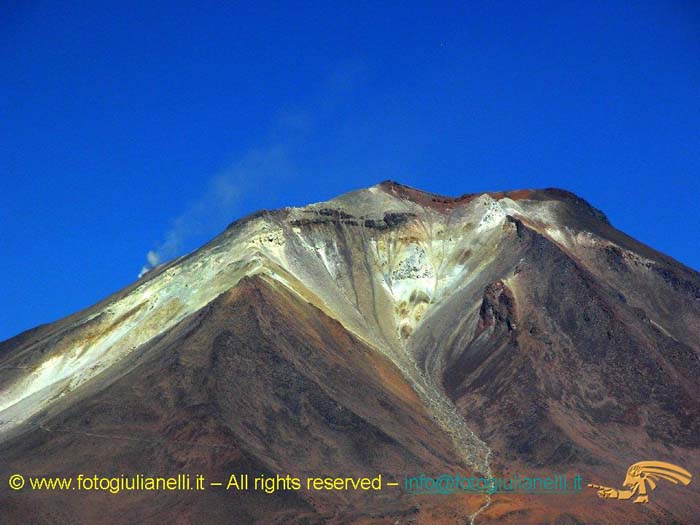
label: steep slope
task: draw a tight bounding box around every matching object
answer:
[416,216,700,523]
[1,181,699,524]
[1,276,488,524]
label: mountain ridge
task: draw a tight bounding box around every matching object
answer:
[2,182,699,524]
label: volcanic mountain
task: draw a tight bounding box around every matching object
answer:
[1,181,699,524]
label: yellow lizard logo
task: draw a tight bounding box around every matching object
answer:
[588,461,692,504]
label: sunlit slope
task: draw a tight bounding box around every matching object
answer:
[2,181,699,524]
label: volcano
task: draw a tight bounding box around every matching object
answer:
[2,181,699,524]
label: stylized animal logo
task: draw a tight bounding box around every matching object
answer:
[588,461,692,504]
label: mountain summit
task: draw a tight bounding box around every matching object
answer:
[2,183,699,524]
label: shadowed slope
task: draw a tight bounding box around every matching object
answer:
[416,217,700,524]
[0,275,488,524]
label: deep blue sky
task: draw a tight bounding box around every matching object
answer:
[2,1,699,341]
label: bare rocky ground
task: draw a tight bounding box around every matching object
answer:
[1,182,699,524]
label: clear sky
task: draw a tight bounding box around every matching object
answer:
[2,1,699,341]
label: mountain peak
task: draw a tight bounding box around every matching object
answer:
[2,181,700,524]
[370,180,605,220]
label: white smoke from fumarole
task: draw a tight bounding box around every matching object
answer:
[137,146,290,278]
[137,60,365,278]
[138,251,160,278]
